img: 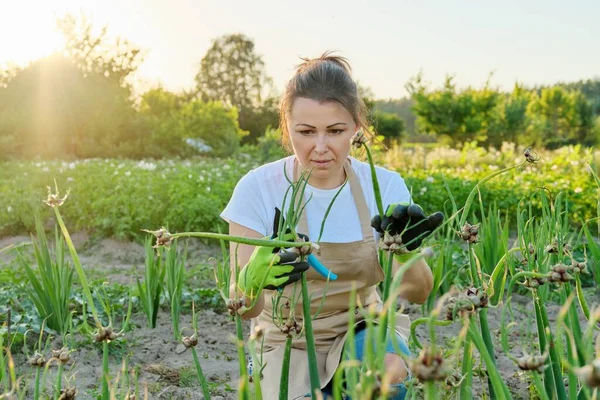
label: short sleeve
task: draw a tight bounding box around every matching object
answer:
[381,172,412,207]
[220,171,269,235]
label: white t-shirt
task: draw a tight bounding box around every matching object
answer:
[220,155,411,243]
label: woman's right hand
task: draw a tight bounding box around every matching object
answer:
[237,236,310,299]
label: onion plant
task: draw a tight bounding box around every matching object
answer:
[165,239,186,340]
[43,181,132,400]
[18,214,73,336]
[137,237,166,329]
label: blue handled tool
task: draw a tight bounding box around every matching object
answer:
[307,254,337,280]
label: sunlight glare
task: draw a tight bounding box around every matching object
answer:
[0,2,71,67]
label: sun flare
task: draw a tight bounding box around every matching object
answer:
[0,3,70,67]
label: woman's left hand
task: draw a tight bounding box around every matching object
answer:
[371,202,444,251]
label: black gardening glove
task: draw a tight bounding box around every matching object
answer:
[371,202,444,252]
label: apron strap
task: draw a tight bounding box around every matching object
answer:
[293,157,374,241]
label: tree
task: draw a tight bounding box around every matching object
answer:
[372,111,405,143]
[357,82,375,112]
[571,91,596,145]
[194,34,275,141]
[487,84,530,147]
[181,101,248,157]
[0,54,138,159]
[406,73,499,145]
[375,98,417,136]
[0,14,147,159]
[195,34,272,110]
[56,13,143,88]
[526,86,595,148]
[561,78,600,115]
[238,97,279,144]
[140,87,183,118]
[139,87,248,157]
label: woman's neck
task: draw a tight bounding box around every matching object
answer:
[307,167,347,190]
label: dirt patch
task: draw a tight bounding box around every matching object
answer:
[12,310,239,399]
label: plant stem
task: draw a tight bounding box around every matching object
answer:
[467,324,512,400]
[534,299,556,396]
[102,340,109,400]
[279,336,292,400]
[458,162,525,228]
[301,273,321,397]
[53,208,101,326]
[381,252,395,303]
[235,314,250,400]
[191,347,211,400]
[34,368,41,400]
[410,318,453,349]
[363,144,384,217]
[54,363,63,400]
[379,252,396,346]
[460,339,473,400]
[532,372,550,400]
[424,381,437,399]
[535,297,567,400]
[479,308,497,399]
[172,232,313,249]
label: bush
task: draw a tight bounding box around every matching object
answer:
[181,101,248,157]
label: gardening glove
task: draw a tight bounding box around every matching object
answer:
[371,202,444,253]
[237,208,310,298]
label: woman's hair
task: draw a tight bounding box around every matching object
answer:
[279,51,371,152]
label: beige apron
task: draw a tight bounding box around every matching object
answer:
[253,158,411,399]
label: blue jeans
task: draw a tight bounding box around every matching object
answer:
[320,324,411,399]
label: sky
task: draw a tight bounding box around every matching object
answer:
[1,0,598,99]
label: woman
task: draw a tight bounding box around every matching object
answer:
[220,53,442,399]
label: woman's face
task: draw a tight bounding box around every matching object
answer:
[287,97,357,189]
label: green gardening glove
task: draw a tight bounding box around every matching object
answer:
[237,235,310,298]
[371,202,444,255]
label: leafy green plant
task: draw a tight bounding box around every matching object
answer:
[18,214,74,336]
[165,240,186,339]
[137,237,166,329]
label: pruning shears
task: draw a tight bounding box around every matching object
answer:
[271,208,337,281]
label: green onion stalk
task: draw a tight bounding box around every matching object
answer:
[102,340,109,400]
[453,160,531,398]
[454,162,530,386]
[278,335,292,400]
[337,284,359,399]
[18,214,73,337]
[29,321,48,400]
[536,296,568,400]
[34,367,42,400]
[468,246,497,399]
[356,135,404,365]
[233,310,251,400]
[54,363,64,400]
[188,303,212,400]
[247,333,264,400]
[45,184,101,328]
[165,240,186,340]
[467,324,512,399]
[45,183,121,400]
[555,295,581,400]
[137,238,166,329]
[424,381,437,399]
[300,273,321,397]
[459,339,474,400]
